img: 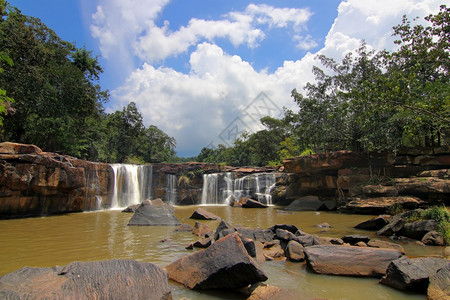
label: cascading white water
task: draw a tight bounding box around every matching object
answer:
[201,173,218,205]
[165,174,178,204]
[201,172,277,205]
[110,164,153,208]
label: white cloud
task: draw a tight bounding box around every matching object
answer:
[100,0,443,156]
[91,2,314,64]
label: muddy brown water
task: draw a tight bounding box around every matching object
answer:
[0,206,445,299]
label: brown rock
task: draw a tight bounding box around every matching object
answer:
[367,239,406,254]
[0,260,172,299]
[304,245,402,277]
[192,221,213,237]
[285,240,305,262]
[242,199,268,208]
[166,232,267,289]
[190,208,220,220]
[363,185,399,197]
[421,231,445,246]
[246,283,283,300]
[380,257,450,293]
[427,264,450,300]
[339,196,423,215]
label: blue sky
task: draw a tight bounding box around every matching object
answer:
[9,0,443,157]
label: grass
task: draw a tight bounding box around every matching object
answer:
[402,206,450,245]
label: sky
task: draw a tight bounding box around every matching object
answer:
[9,0,445,157]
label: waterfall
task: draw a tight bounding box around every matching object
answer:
[110,164,153,208]
[201,172,276,205]
[165,174,177,204]
[201,173,218,204]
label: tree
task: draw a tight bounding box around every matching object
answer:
[291,6,449,152]
[0,8,108,158]
[0,0,13,126]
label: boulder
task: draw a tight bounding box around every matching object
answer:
[284,196,327,211]
[341,235,370,245]
[338,196,423,214]
[0,260,172,299]
[192,222,213,237]
[190,208,220,220]
[269,224,299,234]
[192,237,212,248]
[380,257,450,293]
[367,239,406,254]
[214,220,233,240]
[175,223,193,232]
[241,237,265,264]
[427,264,450,300]
[285,240,305,262]
[400,219,437,240]
[354,215,390,230]
[217,227,274,243]
[246,283,284,300]
[166,232,267,289]
[274,228,297,241]
[304,245,403,277]
[242,199,268,208]
[422,231,445,246]
[295,233,321,247]
[128,200,180,226]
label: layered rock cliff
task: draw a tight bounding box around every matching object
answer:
[272,149,450,213]
[0,142,112,218]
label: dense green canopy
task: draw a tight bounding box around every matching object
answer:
[0,2,176,163]
[197,6,449,166]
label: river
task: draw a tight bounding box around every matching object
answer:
[0,206,445,299]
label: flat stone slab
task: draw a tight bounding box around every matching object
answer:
[0,260,172,299]
[190,208,220,220]
[166,232,267,289]
[304,245,402,278]
[338,196,423,215]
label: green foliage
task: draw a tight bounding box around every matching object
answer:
[0,8,176,163]
[291,6,449,153]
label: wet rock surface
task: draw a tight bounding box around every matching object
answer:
[0,260,172,300]
[190,208,221,220]
[380,257,450,293]
[166,232,267,289]
[128,199,181,226]
[304,245,403,277]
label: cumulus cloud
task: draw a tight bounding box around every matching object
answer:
[94,0,443,156]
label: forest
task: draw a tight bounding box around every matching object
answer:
[0,2,448,166]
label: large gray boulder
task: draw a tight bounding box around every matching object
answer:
[380,257,450,293]
[0,260,172,299]
[304,245,402,278]
[128,199,180,226]
[400,219,437,240]
[166,232,267,289]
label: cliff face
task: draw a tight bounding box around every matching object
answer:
[0,142,113,218]
[273,149,450,211]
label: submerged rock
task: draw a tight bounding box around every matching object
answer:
[354,215,390,230]
[166,232,267,289]
[242,199,268,208]
[190,208,220,220]
[0,260,172,300]
[192,221,213,237]
[380,257,450,293]
[304,245,402,278]
[128,199,180,226]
